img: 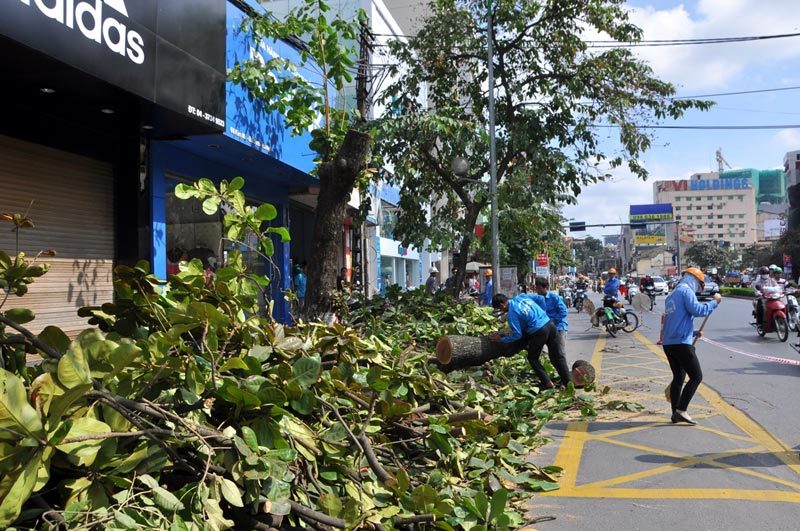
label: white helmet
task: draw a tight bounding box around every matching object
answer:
[429,267,438,273]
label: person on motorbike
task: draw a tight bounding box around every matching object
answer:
[603,268,621,309]
[770,265,787,287]
[640,275,655,291]
[753,266,779,325]
[576,275,589,291]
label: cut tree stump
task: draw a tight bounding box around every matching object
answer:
[433,335,525,372]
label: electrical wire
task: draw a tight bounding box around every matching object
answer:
[672,85,800,99]
[590,124,800,130]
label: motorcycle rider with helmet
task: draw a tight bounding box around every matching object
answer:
[770,265,787,287]
[753,266,778,325]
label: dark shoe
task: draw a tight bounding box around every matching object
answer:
[671,411,696,425]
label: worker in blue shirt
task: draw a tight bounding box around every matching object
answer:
[662,267,721,425]
[603,268,621,298]
[531,276,569,357]
[490,292,572,389]
[481,269,494,306]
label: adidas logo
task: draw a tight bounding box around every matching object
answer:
[19,0,145,65]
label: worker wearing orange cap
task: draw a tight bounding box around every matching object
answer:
[662,267,722,425]
[481,269,493,306]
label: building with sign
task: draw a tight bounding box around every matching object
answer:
[629,204,674,246]
[653,172,757,248]
[0,0,337,326]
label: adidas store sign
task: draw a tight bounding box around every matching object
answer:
[19,0,145,65]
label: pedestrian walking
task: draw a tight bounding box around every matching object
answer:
[490,293,572,389]
[662,267,721,425]
[531,276,569,358]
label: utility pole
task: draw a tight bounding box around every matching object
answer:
[487,0,499,296]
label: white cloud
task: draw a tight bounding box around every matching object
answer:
[772,128,800,151]
[624,0,800,91]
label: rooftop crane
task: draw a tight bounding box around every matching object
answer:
[716,147,732,173]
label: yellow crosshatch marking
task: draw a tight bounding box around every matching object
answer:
[544,330,800,502]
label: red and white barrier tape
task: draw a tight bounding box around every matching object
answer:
[700,336,800,367]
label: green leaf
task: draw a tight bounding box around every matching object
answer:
[266,227,291,242]
[474,491,488,520]
[153,485,185,512]
[241,426,258,451]
[218,477,244,508]
[254,203,278,221]
[0,369,44,442]
[229,176,245,191]
[173,184,196,199]
[317,493,343,517]
[0,453,43,527]
[202,197,221,215]
[488,489,508,523]
[56,417,111,466]
[57,347,91,389]
[4,308,34,325]
[37,326,70,356]
[291,357,321,387]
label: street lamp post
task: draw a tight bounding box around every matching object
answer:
[487,0,499,296]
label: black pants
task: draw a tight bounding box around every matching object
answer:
[663,344,703,412]
[521,321,572,387]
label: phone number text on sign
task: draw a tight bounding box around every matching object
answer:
[187,105,225,127]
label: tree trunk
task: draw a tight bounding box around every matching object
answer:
[450,203,482,298]
[304,129,372,314]
[433,334,525,372]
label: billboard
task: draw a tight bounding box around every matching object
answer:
[656,177,752,193]
[630,204,673,246]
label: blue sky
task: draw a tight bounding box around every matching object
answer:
[564,0,800,238]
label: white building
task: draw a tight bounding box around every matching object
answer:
[654,172,757,248]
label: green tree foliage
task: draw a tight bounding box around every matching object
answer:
[374,0,711,290]
[228,0,372,310]
[684,241,734,271]
[474,172,570,277]
[573,236,604,267]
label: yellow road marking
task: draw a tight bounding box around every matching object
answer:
[544,329,800,502]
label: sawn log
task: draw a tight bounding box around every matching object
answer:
[433,334,525,372]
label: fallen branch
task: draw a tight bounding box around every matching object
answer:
[59,429,174,444]
[356,432,396,487]
[289,500,346,529]
[394,514,436,526]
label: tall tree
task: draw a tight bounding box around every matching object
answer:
[684,241,734,271]
[374,0,710,293]
[229,0,371,312]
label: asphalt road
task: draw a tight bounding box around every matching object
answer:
[527,292,800,531]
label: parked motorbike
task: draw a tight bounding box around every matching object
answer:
[573,288,587,313]
[592,296,639,337]
[752,286,790,342]
[785,288,799,332]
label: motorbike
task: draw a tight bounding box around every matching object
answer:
[592,296,639,337]
[573,288,587,313]
[785,288,799,332]
[625,283,640,305]
[752,286,790,342]
[560,286,574,308]
[642,285,657,311]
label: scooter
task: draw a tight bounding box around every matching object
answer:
[625,283,640,305]
[642,285,657,311]
[592,296,639,337]
[560,286,574,308]
[752,286,790,342]
[785,288,799,332]
[573,288,586,313]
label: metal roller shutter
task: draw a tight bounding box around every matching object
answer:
[0,135,114,335]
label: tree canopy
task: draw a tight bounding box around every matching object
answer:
[374,0,710,289]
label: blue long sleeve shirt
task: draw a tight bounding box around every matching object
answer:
[482,279,493,306]
[604,277,621,298]
[294,273,307,299]
[662,282,717,345]
[501,295,551,343]
[531,292,568,331]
